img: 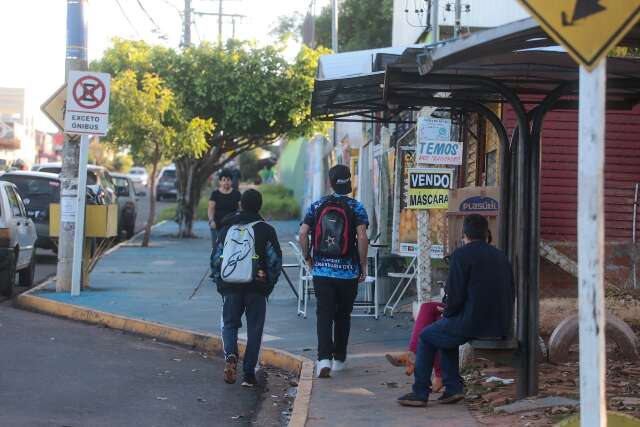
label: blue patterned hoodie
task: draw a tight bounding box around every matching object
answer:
[211,211,282,296]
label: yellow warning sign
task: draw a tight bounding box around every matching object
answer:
[517,0,640,69]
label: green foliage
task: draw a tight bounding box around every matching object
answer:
[238,150,261,183]
[315,0,393,52]
[259,184,300,219]
[112,154,133,172]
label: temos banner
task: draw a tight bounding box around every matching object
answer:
[407,167,453,209]
[416,140,463,165]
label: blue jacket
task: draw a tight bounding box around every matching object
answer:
[211,211,282,297]
[443,240,515,338]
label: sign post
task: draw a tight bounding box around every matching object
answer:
[515,1,640,424]
[63,70,110,296]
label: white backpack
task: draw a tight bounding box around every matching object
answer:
[220,221,262,284]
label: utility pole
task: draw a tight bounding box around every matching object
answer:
[430,0,439,42]
[183,0,192,46]
[454,0,462,37]
[57,0,88,292]
[331,0,338,52]
[218,0,223,44]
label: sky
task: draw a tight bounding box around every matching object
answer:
[0,0,329,132]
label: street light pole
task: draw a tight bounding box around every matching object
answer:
[431,0,439,42]
[331,0,338,52]
[57,0,88,292]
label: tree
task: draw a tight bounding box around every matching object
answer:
[96,39,324,237]
[107,70,212,246]
[313,0,393,52]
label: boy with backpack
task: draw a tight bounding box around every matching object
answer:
[298,164,369,378]
[211,189,283,387]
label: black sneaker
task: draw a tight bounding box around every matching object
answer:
[223,355,237,384]
[241,373,258,388]
[437,391,464,404]
[397,392,429,407]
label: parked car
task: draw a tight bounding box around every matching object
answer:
[128,166,149,187]
[0,180,37,296]
[32,163,117,205]
[111,173,142,239]
[155,164,177,201]
[1,171,103,250]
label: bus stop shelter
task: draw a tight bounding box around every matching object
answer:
[311,17,640,398]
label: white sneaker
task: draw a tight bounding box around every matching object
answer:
[316,359,332,378]
[332,360,346,372]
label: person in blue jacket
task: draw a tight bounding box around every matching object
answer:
[398,214,514,407]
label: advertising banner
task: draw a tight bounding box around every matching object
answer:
[407,168,453,209]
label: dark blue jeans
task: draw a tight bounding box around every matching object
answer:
[221,292,266,375]
[413,318,469,398]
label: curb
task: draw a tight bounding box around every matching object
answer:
[15,289,313,427]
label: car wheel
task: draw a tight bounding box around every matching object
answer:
[19,252,36,288]
[0,252,16,297]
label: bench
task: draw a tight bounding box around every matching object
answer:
[470,337,519,366]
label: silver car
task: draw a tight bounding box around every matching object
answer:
[0,181,37,297]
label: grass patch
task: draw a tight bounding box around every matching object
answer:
[155,184,299,223]
[259,184,300,220]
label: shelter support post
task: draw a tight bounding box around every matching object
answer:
[578,61,607,427]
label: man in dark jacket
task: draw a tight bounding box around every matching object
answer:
[398,214,514,407]
[211,189,283,387]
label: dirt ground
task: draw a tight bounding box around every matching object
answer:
[465,292,640,426]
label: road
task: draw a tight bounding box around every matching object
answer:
[0,302,265,427]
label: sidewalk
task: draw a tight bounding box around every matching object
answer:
[26,221,477,426]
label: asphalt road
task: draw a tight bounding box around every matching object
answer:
[0,303,264,427]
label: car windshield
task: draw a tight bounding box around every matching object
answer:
[1,176,60,201]
[40,167,98,185]
[130,168,145,175]
[162,170,176,178]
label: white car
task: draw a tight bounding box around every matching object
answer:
[128,166,149,187]
[0,181,37,297]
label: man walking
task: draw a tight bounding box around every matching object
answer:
[208,169,241,248]
[397,214,514,407]
[211,189,282,387]
[299,164,369,378]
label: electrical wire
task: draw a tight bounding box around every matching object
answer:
[134,0,166,37]
[159,0,182,13]
[114,0,142,38]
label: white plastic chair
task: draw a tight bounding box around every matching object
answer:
[352,247,379,319]
[288,241,313,318]
[383,256,417,317]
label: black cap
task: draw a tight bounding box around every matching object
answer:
[329,164,352,195]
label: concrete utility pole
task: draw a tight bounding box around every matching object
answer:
[183,0,192,47]
[57,0,88,292]
[454,0,462,37]
[218,0,223,44]
[430,0,439,42]
[331,0,338,52]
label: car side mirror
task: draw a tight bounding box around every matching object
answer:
[136,190,147,197]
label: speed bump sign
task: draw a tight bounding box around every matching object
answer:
[517,0,640,69]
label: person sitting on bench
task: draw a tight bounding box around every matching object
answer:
[397,214,514,407]
[385,302,445,392]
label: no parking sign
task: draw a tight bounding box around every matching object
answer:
[64,71,111,136]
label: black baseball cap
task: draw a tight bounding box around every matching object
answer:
[329,164,352,195]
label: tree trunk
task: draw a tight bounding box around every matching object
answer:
[143,154,160,248]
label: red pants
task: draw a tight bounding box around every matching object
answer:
[409,302,444,377]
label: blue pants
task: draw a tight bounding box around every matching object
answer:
[221,292,266,375]
[210,227,218,249]
[413,318,469,398]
